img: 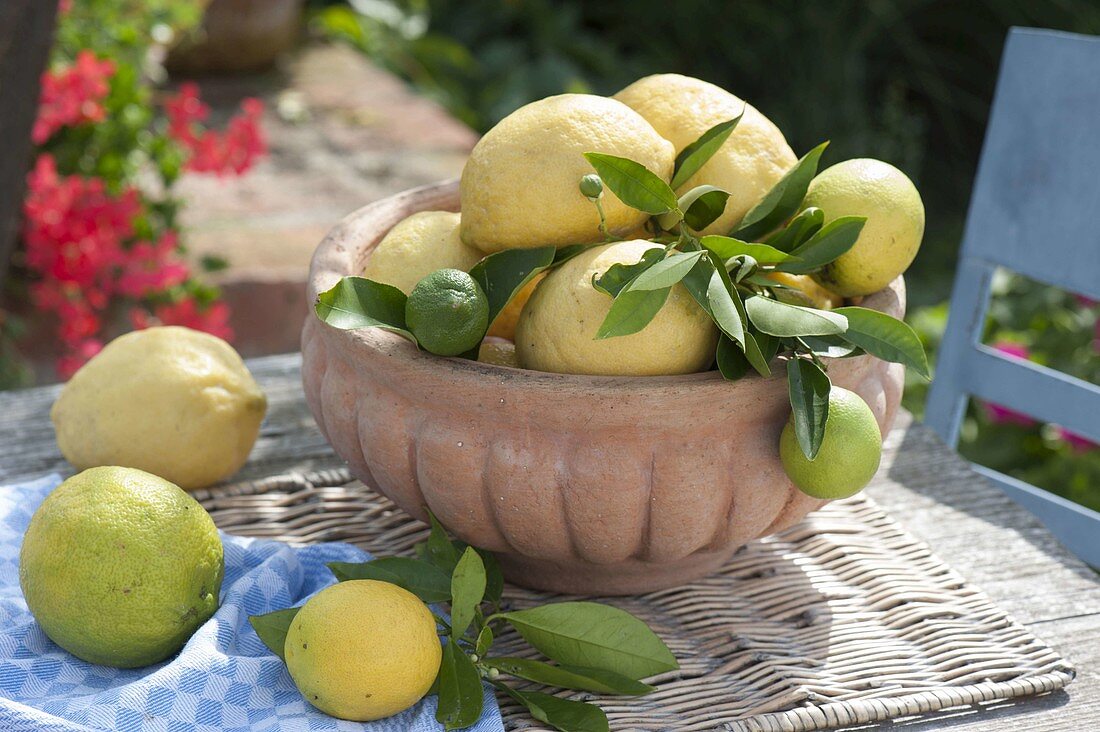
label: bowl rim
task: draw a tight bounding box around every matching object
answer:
[306,179,906,391]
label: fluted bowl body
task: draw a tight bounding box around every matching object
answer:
[302,180,906,594]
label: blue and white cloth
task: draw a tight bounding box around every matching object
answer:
[0,474,504,732]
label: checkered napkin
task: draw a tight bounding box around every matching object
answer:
[0,474,504,732]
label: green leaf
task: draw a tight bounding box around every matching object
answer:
[681,186,730,231]
[493,601,678,680]
[715,335,749,380]
[764,207,825,253]
[798,335,860,359]
[757,331,780,362]
[327,557,452,603]
[595,287,671,339]
[777,216,866,274]
[478,549,504,606]
[475,626,494,657]
[469,246,557,325]
[249,607,300,661]
[706,267,745,347]
[437,643,484,730]
[450,547,486,639]
[834,306,930,377]
[787,358,831,460]
[425,512,462,574]
[699,235,795,265]
[495,684,609,732]
[744,295,848,337]
[314,276,414,341]
[485,657,654,696]
[592,247,664,297]
[734,141,829,241]
[583,152,678,215]
[627,250,704,291]
[670,115,743,190]
[742,332,773,377]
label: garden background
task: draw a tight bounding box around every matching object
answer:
[3,0,1098,513]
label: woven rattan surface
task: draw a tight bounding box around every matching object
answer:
[192,467,1075,732]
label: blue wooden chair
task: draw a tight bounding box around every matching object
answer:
[925,27,1100,567]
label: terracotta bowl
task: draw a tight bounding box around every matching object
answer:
[302,180,906,595]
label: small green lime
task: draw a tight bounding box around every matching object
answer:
[405,268,489,356]
[779,386,882,499]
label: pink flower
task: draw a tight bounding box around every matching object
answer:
[980,343,1036,426]
[1056,426,1097,453]
[56,338,103,380]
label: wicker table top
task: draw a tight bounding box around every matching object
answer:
[2,352,1098,731]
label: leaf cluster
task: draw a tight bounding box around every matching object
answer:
[250,514,677,731]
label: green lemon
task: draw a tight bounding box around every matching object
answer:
[405,268,489,356]
[779,386,882,499]
[19,466,224,668]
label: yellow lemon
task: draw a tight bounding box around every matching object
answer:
[20,466,223,667]
[515,240,718,375]
[486,272,544,340]
[613,73,796,235]
[284,580,441,721]
[459,94,674,252]
[478,337,520,368]
[766,272,843,310]
[779,386,882,499]
[51,326,267,490]
[801,158,925,297]
[362,211,484,294]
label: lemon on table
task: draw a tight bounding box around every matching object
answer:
[19,466,224,668]
[459,93,675,252]
[779,386,882,499]
[801,158,925,297]
[362,211,484,294]
[613,73,797,235]
[284,580,441,722]
[405,268,489,356]
[50,326,267,491]
[515,240,718,376]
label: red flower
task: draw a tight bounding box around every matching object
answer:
[56,338,103,380]
[131,298,234,342]
[33,50,115,144]
[165,83,267,176]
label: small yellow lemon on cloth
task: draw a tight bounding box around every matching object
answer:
[779,386,882,499]
[801,158,925,297]
[515,240,718,376]
[362,210,483,294]
[50,326,267,490]
[284,580,442,722]
[765,272,843,310]
[19,466,224,668]
[613,73,797,235]
[459,93,675,252]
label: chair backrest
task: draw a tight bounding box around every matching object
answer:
[924,27,1100,567]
